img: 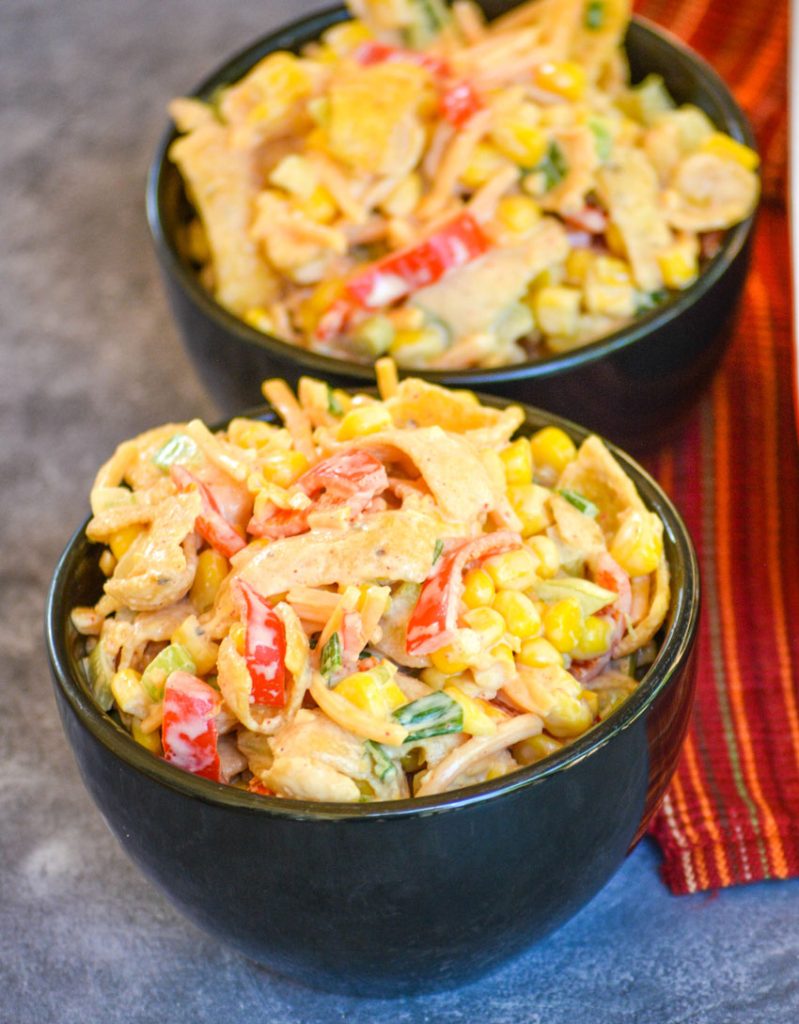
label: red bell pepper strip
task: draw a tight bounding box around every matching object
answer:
[236,580,287,706]
[315,213,491,341]
[439,80,483,127]
[161,671,222,782]
[171,465,246,558]
[355,41,482,127]
[406,532,522,656]
[248,450,389,539]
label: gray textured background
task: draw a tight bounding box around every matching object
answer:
[2,1,799,1021]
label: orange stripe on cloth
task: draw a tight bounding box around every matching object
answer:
[668,769,711,891]
[711,372,788,878]
[749,270,799,781]
[683,733,734,888]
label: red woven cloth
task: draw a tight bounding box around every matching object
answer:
[634,0,796,892]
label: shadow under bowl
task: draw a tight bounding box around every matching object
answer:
[47,398,699,996]
[147,2,757,452]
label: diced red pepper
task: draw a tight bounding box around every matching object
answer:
[439,80,483,127]
[162,671,222,782]
[171,466,246,558]
[247,778,275,796]
[237,580,287,707]
[406,532,522,656]
[315,213,491,341]
[248,450,389,539]
[355,40,450,77]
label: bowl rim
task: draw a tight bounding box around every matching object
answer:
[46,395,700,823]
[146,4,758,387]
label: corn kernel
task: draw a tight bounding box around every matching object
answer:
[295,278,344,334]
[99,550,116,576]
[513,732,563,765]
[545,688,594,738]
[300,185,338,224]
[380,172,422,218]
[460,141,509,189]
[606,221,627,258]
[500,437,533,486]
[496,194,542,235]
[565,248,594,285]
[389,325,447,366]
[585,256,636,317]
[532,286,581,337]
[420,666,456,690]
[172,615,220,676]
[444,685,497,736]
[483,547,540,591]
[337,403,393,440]
[529,426,577,475]
[488,641,517,677]
[131,718,162,755]
[322,19,373,54]
[243,307,276,334]
[230,624,246,655]
[111,668,150,718]
[543,598,584,653]
[526,535,560,578]
[463,606,507,648]
[699,131,760,171]
[190,549,229,613]
[534,61,587,101]
[508,483,552,537]
[610,509,664,576]
[657,241,699,290]
[518,636,564,668]
[462,568,495,610]
[109,524,143,561]
[430,643,473,676]
[581,688,600,718]
[269,154,318,200]
[572,615,613,660]
[491,106,547,166]
[334,669,406,718]
[259,448,310,488]
[493,589,542,640]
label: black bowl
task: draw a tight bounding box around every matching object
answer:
[47,399,699,996]
[147,1,757,452]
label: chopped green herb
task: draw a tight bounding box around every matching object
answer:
[152,433,200,471]
[584,0,605,30]
[320,631,343,677]
[404,0,451,46]
[432,539,445,565]
[558,488,599,518]
[327,386,344,417]
[588,118,613,162]
[365,740,397,782]
[393,691,463,742]
[635,288,669,315]
[536,141,569,192]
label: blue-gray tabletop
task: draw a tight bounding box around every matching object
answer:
[2,1,798,1020]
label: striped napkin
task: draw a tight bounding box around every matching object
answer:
[635,0,795,892]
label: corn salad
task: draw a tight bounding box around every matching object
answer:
[169,0,759,369]
[72,361,670,802]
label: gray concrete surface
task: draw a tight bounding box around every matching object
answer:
[2,1,799,1021]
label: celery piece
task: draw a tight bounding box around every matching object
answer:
[404,0,451,47]
[635,289,669,315]
[584,0,605,30]
[558,488,599,518]
[534,577,618,617]
[588,118,613,162]
[365,740,397,782]
[536,142,568,191]
[432,539,445,566]
[320,631,342,678]
[393,691,463,742]
[140,643,196,701]
[152,433,199,471]
[87,642,115,711]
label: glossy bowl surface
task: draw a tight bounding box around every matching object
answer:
[47,399,699,995]
[147,1,756,451]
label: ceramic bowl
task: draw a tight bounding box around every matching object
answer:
[47,398,700,996]
[147,1,757,451]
